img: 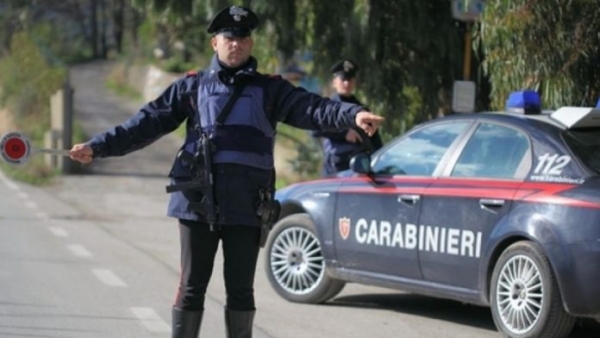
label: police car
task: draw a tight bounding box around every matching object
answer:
[264,91,600,338]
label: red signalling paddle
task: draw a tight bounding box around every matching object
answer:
[0,132,70,165]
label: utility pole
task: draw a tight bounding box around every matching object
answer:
[451,0,485,113]
[463,22,472,80]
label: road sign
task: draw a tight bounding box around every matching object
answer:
[451,0,485,22]
[452,81,476,113]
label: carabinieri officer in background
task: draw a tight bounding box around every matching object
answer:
[312,59,383,177]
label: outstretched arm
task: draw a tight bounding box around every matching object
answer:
[269,78,383,136]
[70,76,194,163]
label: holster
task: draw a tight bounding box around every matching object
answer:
[256,187,281,248]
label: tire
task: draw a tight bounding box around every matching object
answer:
[264,213,345,304]
[490,241,575,338]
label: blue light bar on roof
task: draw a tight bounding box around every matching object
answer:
[506,90,541,114]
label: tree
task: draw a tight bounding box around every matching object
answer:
[476,0,600,110]
[295,1,468,135]
[130,0,472,136]
[0,0,115,61]
[0,0,33,55]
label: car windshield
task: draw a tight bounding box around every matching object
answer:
[371,122,469,176]
[563,128,600,174]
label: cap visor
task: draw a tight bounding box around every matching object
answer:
[335,72,355,80]
[217,27,251,38]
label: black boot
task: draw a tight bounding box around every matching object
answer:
[172,307,203,338]
[224,308,255,338]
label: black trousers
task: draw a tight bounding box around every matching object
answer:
[174,219,261,311]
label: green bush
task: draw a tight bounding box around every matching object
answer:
[276,124,322,181]
[0,32,67,184]
[0,32,66,119]
[29,23,93,65]
[161,56,195,74]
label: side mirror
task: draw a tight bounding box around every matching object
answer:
[350,153,372,174]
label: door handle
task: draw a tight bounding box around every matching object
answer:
[398,194,420,204]
[479,199,505,207]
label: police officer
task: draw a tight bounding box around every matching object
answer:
[312,59,383,177]
[69,5,383,338]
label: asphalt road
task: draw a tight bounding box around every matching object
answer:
[0,61,597,338]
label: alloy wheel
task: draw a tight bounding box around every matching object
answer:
[269,227,325,295]
[495,254,544,335]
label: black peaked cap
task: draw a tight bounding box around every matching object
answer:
[330,59,359,79]
[207,6,259,37]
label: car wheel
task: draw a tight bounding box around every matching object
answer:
[264,213,345,304]
[490,241,575,338]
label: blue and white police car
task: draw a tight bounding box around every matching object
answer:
[265,91,600,338]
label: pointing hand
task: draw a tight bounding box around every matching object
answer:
[355,111,384,137]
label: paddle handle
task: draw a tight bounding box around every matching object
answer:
[34,148,71,156]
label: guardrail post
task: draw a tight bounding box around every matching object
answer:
[46,81,74,174]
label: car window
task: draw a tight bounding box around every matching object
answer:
[563,128,600,174]
[372,122,469,176]
[451,123,530,179]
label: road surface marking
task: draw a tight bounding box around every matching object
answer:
[24,200,37,209]
[36,212,49,219]
[67,244,93,258]
[92,269,127,287]
[49,227,69,237]
[130,307,171,333]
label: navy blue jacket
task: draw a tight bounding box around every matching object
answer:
[88,55,365,225]
[312,93,383,176]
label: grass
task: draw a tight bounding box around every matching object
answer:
[105,78,143,101]
[276,123,311,149]
[275,177,290,190]
[0,158,60,185]
[174,123,187,139]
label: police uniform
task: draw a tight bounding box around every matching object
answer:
[86,6,368,338]
[312,60,383,177]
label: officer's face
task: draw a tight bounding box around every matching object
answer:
[211,34,253,68]
[332,76,356,96]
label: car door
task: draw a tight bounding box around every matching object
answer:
[333,121,472,280]
[418,121,532,290]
